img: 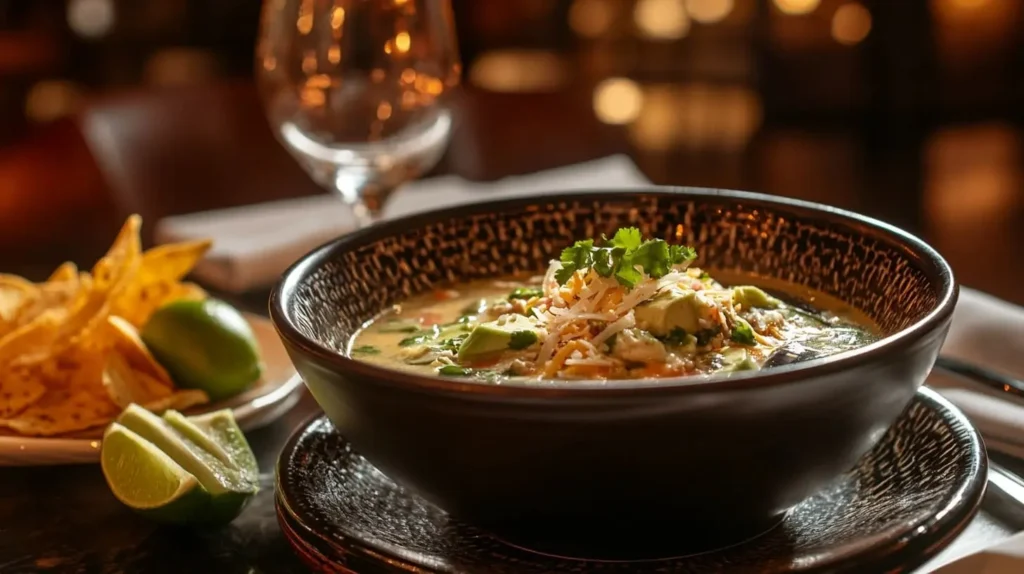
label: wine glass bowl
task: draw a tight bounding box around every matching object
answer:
[256,0,461,225]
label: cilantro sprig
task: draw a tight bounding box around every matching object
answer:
[554,227,697,289]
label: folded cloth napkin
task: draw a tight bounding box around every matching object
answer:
[930,529,1024,573]
[154,155,650,293]
[930,288,1024,459]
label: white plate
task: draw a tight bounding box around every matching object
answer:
[0,313,302,466]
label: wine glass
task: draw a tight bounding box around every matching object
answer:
[256,0,461,228]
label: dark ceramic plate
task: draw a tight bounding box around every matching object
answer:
[275,387,986,574]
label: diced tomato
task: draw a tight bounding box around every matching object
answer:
[432,289,459,301]
[418,312,445,326]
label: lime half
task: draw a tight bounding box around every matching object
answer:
[101,405,259,525]
[141,299,262,401]
[101,423,210,524]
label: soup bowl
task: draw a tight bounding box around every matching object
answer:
[270,188,957,555]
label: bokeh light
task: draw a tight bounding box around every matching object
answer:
[67,0,115,39]
[634,0,690,40]
[593,77,644,125]
[569,0,615,38]
[831,3,872,45]
[686,0,734,24]
[469,50,569,93]
[25,80,82,123]
[773,0,821,15]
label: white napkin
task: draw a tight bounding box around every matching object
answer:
[154,155,649,293]
[931,530,1024,573]
[930,288,1024,459]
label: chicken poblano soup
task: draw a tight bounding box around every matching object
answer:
[350,228,879,383]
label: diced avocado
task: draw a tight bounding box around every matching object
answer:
[457,315,539,362]
[719,348,759,372]
[634,289,708,336]
[611,328,668,364]
[732,286,781,309]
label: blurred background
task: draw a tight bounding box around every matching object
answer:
[1,0,1023,301]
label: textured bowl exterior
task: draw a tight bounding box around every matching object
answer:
[270,188,957,544]
[274,387,986,572]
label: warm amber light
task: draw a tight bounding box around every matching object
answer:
[297,0,314,34]
[469,50,568,92]
[416,75,445,95]
[832,3,871,45]
[25,80,82,123]
[328,45,341,64]
[686,0,734,23]
[773,0,820,15]
[395,31,411,53]
[262,56,277,72]
[635,0,690,39]
[302,51,317,74]
[593,77,643,125]
[628,83,761,152]
[300,86,325,107]
[949,0,989,8]
[376,101,393,120]
[330,7,345,29]
[569,0,615,38]
[306,74,331,89]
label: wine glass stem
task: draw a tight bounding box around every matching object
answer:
[334,171,378,229]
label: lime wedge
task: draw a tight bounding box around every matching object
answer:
[171,408,259,486]
[101,423,210,524]
[110,404,258,524]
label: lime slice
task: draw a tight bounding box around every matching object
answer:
[113,404,258,524]
[101,423,210,524]
[141,299,262,401]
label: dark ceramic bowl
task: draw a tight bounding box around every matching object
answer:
[270,188,957,553]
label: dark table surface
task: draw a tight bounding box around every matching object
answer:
[2,81,1024,573]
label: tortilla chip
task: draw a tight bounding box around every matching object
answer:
[0,368,46,418]
[0,310,67,367]
[105,316,172,385]
[47,262,78,284]
[0,388,118,436]
[138,240,211,285]
[102,352,172,408]
[140,389,210,415]
[0,283,36,338]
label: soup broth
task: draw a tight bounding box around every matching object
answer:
[350,228,879,384]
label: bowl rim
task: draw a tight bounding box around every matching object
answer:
[270,186,958,398]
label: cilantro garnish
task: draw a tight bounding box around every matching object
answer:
[554,227,696,289]
[351,345,380,355]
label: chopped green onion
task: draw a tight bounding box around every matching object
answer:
[508,287,544,301]
[399,334,433,347]
[351,345,380,355]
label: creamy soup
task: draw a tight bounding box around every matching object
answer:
[350,228,878,384]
